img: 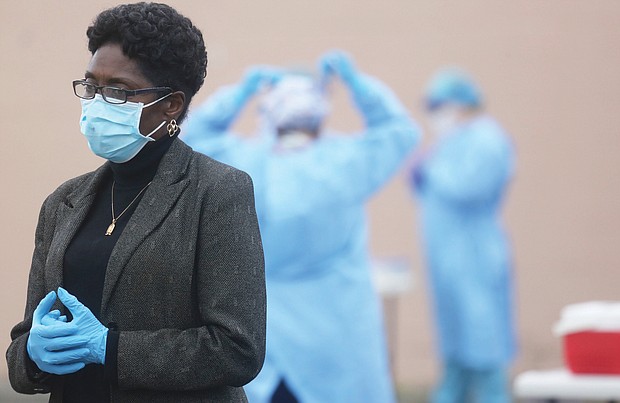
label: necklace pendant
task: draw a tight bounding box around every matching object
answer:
[105,221,116,236]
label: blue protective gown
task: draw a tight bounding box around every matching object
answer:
[412,116,516,370]
[182,73,420,403]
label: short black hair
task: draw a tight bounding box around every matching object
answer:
[87,2,207,123]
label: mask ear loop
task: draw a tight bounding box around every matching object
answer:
[143,92,173,108]
[143,92,175,138]
[145,120,167,138]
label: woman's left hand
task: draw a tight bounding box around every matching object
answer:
[56,287,109,365]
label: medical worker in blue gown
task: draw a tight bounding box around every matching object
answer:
[182,51,420,403]
[410,69,516,403]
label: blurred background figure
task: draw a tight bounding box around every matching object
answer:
[182,50,420,403]
[409,69,517,402]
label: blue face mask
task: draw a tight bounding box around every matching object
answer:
[80,93,170,163]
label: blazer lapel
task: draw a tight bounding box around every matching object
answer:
[101,139,192,314]
[45,165,110,291]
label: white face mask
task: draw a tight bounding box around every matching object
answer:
[275,131,315,151]
[428,106,463,137]
[80,93,170,163]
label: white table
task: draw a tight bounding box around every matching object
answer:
[514,368,620,401]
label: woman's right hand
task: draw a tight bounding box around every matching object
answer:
[27,291,87,375]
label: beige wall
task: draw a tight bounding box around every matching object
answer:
[1,0,619,395]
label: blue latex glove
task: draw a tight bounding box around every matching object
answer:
[320,50,408,127]
[411,150,430,192]
[56,287,108,365]
[187,65,284,134]
[41,309,68,326]
[319,50,358,88]
[242,66,283,96]
[411,165,426,191]
[27,291,89,375]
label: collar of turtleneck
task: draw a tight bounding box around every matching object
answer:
[109,134,176,188]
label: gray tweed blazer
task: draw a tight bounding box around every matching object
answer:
[6,139,266,402]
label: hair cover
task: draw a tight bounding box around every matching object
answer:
[260,75,329,132]
[425,68,482,111]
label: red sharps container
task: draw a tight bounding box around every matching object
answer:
[554,302,620,375]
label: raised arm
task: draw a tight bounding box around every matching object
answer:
[296,51,421,205]
[182,66,282,161]
[320,51,411,128]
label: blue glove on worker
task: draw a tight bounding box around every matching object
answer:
[27,288,108,375]
[411,165,426,191]
[192,65,283,133]
[318,50,359,88]
[242,66,283,97]
[319,50,409,127]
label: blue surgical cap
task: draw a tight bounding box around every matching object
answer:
[425,68,482,111]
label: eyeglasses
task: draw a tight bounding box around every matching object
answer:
[72,80,172,104]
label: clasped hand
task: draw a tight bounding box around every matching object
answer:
[27,287,108,375]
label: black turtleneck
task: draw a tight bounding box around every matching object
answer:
[61,135,176,402]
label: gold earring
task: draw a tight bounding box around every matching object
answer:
[167,119,179,137]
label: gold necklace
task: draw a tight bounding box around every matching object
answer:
[105,181,152,236]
